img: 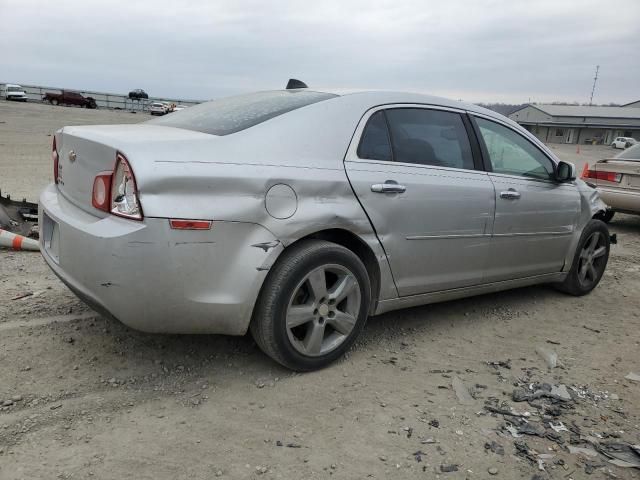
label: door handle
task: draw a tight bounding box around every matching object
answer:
[371,182,407,193]
[500,189,521,200]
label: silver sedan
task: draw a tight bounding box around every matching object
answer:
[39,87,610,371]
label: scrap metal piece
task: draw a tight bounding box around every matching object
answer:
[0,190,38,238]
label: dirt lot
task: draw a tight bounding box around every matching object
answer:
[1,100,639,479]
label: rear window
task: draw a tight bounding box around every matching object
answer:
[616,143,640,160]
[148,90,338,136]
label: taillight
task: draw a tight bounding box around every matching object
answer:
[581,164,622,183]
[52,137,59,184]
[92,173,112,211]
[110,153,143,220]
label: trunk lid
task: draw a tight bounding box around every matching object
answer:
[594,159,640,191]
[55,124,215,216]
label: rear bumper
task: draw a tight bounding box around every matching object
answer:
[597,187,640,214]
[39,184,283,334]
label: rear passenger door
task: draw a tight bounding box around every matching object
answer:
[344,106,496,296]
[472,115,580,282]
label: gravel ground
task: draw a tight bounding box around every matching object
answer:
[1,100,639,479]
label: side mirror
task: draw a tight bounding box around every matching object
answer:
[555,161,576,182]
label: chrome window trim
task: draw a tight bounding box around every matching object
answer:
[488,171,575,187]
[345,103,481,175]
[468,112,563,170]
[346,157,491,177]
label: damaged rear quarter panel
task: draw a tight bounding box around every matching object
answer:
[124,97,399,303]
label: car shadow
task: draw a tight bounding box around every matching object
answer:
[84,281,564,381]
[608,213,640,234]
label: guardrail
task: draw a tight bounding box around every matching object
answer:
[0,82,203,111]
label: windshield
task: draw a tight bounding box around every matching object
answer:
[7,87,22,92]
[616,143,640,160]
[148,90,337,136]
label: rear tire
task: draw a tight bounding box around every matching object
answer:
[555,219,610,296]
[250,240,371,371]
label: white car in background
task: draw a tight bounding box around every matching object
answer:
[148,102,168,115]
[4,84,28,102]
[611,137,637,149]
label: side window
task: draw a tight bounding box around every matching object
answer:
[384,108,474,169]
[475,117,555,180]
[357,111,392,161]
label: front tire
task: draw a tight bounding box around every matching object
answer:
[51,99,59,105]
[250,240,371,371]
[556,219,610,296]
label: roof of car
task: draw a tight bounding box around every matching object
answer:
[301,88,503,119]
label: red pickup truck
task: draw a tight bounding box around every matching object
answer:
[43,90,97,109]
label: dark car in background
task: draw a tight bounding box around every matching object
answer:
[128,89,149,100]
[43,90,97,109]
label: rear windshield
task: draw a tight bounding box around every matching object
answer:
[148,90,337,136]
[616,143,640,160]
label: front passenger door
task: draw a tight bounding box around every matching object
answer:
[473,116,580,282]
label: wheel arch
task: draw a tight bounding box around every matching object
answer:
[274,228,382,315]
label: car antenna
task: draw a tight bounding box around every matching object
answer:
[286,79,308,89]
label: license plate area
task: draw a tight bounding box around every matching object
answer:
[42,212,60,263]
[627,175,640,189]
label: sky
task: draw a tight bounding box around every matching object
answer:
[1,0,639,104]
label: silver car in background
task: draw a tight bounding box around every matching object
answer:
[39,88,610,371]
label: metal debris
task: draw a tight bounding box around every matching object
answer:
[597,442,640,468]
[486,359,511,369]
[567,446,599,458]
[484,441,504,455]
[549,384,571,401]
[549,422,569,433]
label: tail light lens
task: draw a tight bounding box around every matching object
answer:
[52,137,59,184]
[581,164,622,183]
[110,153,142,220]
[92,173,112,211]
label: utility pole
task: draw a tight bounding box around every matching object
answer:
[589,65,599,106]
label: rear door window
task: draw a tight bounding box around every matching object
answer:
[149,90,337,136]
[357,111,392,161]
[384,108,475,170]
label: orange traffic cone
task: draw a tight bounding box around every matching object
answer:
[580,163,589,179]
[0,229,40,251]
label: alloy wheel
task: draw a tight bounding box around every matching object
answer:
[577,231,607,288]
[285,264,361,357]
